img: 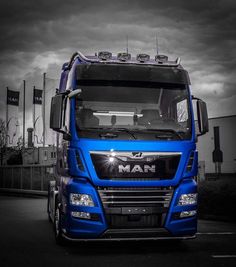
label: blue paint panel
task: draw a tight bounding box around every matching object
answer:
[60,177,197,238]
[68,138,196,187]
[61,178,107,238]
[165,178,197,236]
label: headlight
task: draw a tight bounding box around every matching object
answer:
[178,193,197,206]
[70,193,94,207]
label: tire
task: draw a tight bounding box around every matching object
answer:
[54,203,66,245]
[47,184,52,223]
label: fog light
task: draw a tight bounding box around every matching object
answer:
[180,210,197,218]
[70,193,94,207]
[178,193,197,206]
[71,211,91,219]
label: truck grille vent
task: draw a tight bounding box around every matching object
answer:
[98,187,174,208]
[98,187,174,229]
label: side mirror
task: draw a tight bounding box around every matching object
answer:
[196,99,209,136]
[50,89,82,134]
[50,94,65,131]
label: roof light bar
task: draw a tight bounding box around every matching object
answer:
[155,54,168,63]
[66,51,181,67]
[136,53,150,63]
[98,51,112,61]
[117,52,131,61]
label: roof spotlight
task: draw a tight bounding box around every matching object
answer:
[98,51,112,60]
[155,54,168,63]
[117,52,131,61]
[136,53,150,63]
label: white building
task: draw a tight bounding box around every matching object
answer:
[197,115,236,174]
[22,146,56,165]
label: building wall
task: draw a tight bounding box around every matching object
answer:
[22,146,56,165]
[197,115,236,173]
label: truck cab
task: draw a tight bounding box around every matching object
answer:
[48,51,208,243]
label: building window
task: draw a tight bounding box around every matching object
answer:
[44,150,48,161]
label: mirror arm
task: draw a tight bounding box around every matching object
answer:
[63,132,72,141]
[191,95,201,101]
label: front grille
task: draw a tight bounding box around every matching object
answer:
[98,187,174,229]
[98,187,173,207]
[90,151,181,180]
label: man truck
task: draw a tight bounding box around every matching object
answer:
[48,51,208,243]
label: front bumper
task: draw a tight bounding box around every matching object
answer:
[61,177,197,240]
[62,228,196,241]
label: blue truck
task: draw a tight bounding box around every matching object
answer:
[48,51,209,244]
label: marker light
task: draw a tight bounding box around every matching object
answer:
[155,55,168,63]
[178,193,197,206]
[136,53,150,62]
[179,210,197,218]
[76,150,85,171]
[117,52,131,61]
[98,51,112,60]
[71,211,91,219]
[186,152,194,172]
[70,193,94,207]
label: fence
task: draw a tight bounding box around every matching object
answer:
[0,164,55,194]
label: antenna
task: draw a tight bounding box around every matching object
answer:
[156,34,159,55]
[126,35,129,54]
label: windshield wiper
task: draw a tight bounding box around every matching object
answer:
[139,129,183,140]
[79,127,137,139]
[114,128,137,140]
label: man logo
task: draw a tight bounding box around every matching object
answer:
[118,165,156,173]
[132,152,143,158]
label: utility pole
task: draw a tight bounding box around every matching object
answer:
[33,86,35,145]
[126,35,129,54]
[43,73,46,147]
[156,34,159,55]
[23,80,26,148]
[6,87,9,147]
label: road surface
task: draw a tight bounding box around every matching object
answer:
[0,195,236,267]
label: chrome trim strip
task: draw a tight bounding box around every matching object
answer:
[100,195,172,199]
[102,201,170,204]
[90,151,182,157]
[99,189,173,193]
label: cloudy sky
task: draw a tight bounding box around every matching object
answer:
[0,0,236,143]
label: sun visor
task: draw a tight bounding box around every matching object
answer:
[76,63,190,85]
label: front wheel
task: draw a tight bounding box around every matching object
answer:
[54,203,66,245]
[47,184,52,222]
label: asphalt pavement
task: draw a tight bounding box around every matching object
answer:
[0,195,236,267]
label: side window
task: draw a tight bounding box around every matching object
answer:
[176,99,188,123]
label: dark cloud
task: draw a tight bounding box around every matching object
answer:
[0,0,236,127]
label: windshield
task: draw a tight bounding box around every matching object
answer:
[75,82,192,140]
